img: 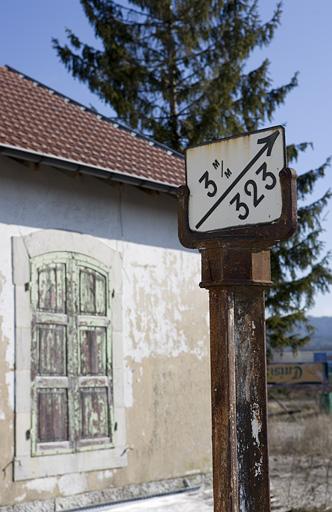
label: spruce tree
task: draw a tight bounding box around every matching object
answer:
[53,0,331,352]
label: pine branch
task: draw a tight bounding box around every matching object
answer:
[297,191,332,232]
[297,158,331,199]
[287,141,314,163]
[110,1,159,20]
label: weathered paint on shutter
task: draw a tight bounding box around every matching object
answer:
[76,259,113,449]
[80,388,109,439]
[31,256,72,455]
[79,268,106,315]
[37,388,68,442]
[37,324,67,375]
[80,327,106,375]
[30,253,114,455]
[38,263,66,313]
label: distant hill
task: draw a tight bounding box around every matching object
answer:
[292,316,332,351]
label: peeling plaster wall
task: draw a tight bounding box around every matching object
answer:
[0,156,211,507]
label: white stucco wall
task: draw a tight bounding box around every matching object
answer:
[0,155,211,507]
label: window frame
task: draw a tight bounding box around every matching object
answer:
[13,230,127,481]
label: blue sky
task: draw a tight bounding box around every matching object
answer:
[0,1,331,316]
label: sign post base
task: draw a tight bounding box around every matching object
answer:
[200,248,271,512]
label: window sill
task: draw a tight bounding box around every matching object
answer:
[14,446,128,481]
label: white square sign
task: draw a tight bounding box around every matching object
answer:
[186,126,286,233]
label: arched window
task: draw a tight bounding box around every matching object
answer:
[13,231,126,480]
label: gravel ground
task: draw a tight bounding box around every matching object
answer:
[269,456,332,511]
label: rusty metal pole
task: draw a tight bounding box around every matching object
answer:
[200,247,271,511]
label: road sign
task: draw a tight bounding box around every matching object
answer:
[186,126,286,233]
[178,126,298,511]
[267,363,328,385]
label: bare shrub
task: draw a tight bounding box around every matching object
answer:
[269,412,332,456]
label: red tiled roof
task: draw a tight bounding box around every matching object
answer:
[0,66,185,189]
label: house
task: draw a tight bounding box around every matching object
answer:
[0,66,211,511]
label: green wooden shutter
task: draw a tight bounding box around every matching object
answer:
[31,256,73,455]
[31,252,113,455]
[75,256,113,449]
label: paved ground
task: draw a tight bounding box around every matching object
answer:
[85,456,332,512]
[88,489,289,512]
[104,488,212,512]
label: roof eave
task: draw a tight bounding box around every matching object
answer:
[0,144,179,195]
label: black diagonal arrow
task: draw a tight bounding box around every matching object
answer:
[195,130,280,230]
